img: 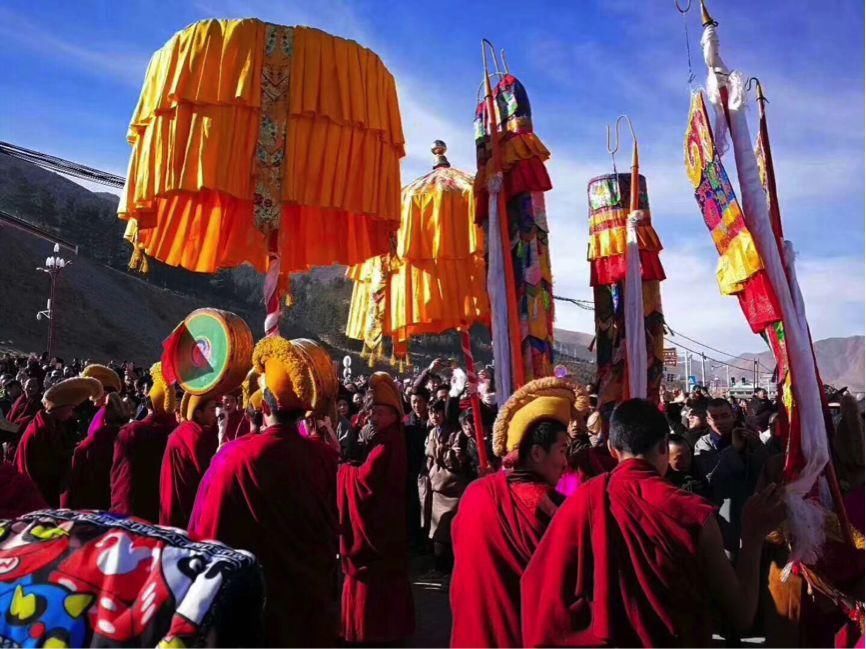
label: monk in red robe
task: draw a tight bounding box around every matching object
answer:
[218,391,249,445]
[159,392,219,529]
[451,377,590,648]
[189,335,338,646]
[110,362,176,523]
[339,372,415,644]
[62,392,129,510]
[7,377,42,432]
[15,377,103,507]
[521,398,787,647]
[0,463,48,517]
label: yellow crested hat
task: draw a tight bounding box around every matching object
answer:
[81,364,122,394]
[43,377,103,411]
[241,368,263,410]
[180,391,220,422]
[369,372,403,417]
[252,336,313,412]
[493,377,590,457]
[248,388,264,411]
[149,362,177,416]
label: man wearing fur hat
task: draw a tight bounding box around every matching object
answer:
[450,377,590,648]
[338,371,415,645]
[189,336,338,647]
[60,364,126,510]
[110,363,177,523]
[159,390,220,529]
[14,376,103,506]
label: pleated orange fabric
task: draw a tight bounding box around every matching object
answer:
[119,19,404,279]
[346,164,490,364]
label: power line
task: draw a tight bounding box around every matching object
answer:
[667,325,774,372]
[552,293,775,374]
[552,295,594,310]
[0,141,126,189]
[663,336,761,375]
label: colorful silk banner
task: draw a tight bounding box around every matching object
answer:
[685,92,782,333]
[587,173,665,415]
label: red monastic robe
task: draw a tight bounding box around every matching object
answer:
[60,407,119,510]
[222,409,249,443]
[188,424,339,647]
[110,411,175,523]
[0,463,48,518]
[14,410,70,507]
[8,394,41,431]
[338,422,415,643]
[521,458,716,648]
[159,421,217,529]
[451,471,561,648]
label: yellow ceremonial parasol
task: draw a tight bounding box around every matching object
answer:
[346,141,489,366]
[346,141,492,470]
[118,19,405,335]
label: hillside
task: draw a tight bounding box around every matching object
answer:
[0,154,595,376]
[5,153,855,390]
[735,336,865,393]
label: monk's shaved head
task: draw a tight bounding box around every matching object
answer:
[610,399,669,456]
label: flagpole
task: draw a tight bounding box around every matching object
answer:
[459,328,492,474]
[701,0,854,549]
[482,41,527,390]
[750,76,855,549]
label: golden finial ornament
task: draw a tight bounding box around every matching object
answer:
[432,140,450,169]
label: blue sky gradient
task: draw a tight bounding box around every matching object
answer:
[1,0,863,353]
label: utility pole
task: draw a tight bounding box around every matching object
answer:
[753,359,759,392]
[701,352,706,386]
[681,352,688,392]
[36,243,70,359]
[685,352,691,391]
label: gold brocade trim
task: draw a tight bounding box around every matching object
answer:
[253,24,294,234]
[587,223,663,260]
[715,230,764,295]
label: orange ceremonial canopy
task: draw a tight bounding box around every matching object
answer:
[119,19,405,285]
[346,141,490,366]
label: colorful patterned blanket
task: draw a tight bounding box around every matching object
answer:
[0,510,263,647]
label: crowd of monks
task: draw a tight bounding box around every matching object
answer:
[0,344,863,647]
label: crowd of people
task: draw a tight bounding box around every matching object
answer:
[0,347,863,647]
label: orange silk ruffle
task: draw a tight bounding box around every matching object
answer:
[397,167,483,260]
[345,257,379,341]
[346,165,489,356]
[130,193,395,275]
[388,257,490,344]
[120,19,404,276]
[474,132,550,193]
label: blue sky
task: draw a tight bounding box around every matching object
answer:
[1,0,863,355]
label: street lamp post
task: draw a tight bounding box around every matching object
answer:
[36,243,70,359]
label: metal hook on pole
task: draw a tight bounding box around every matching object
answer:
[606,115,638,177]
[500,48,510,75]
[478,39,506,104]
[481,39,502,79]
[746,76,769,105]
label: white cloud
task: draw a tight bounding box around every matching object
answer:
[5,0,860,359]
[0,7,149,85]
[553,234,865,357]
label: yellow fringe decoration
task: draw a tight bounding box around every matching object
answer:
[252,336,314,408]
